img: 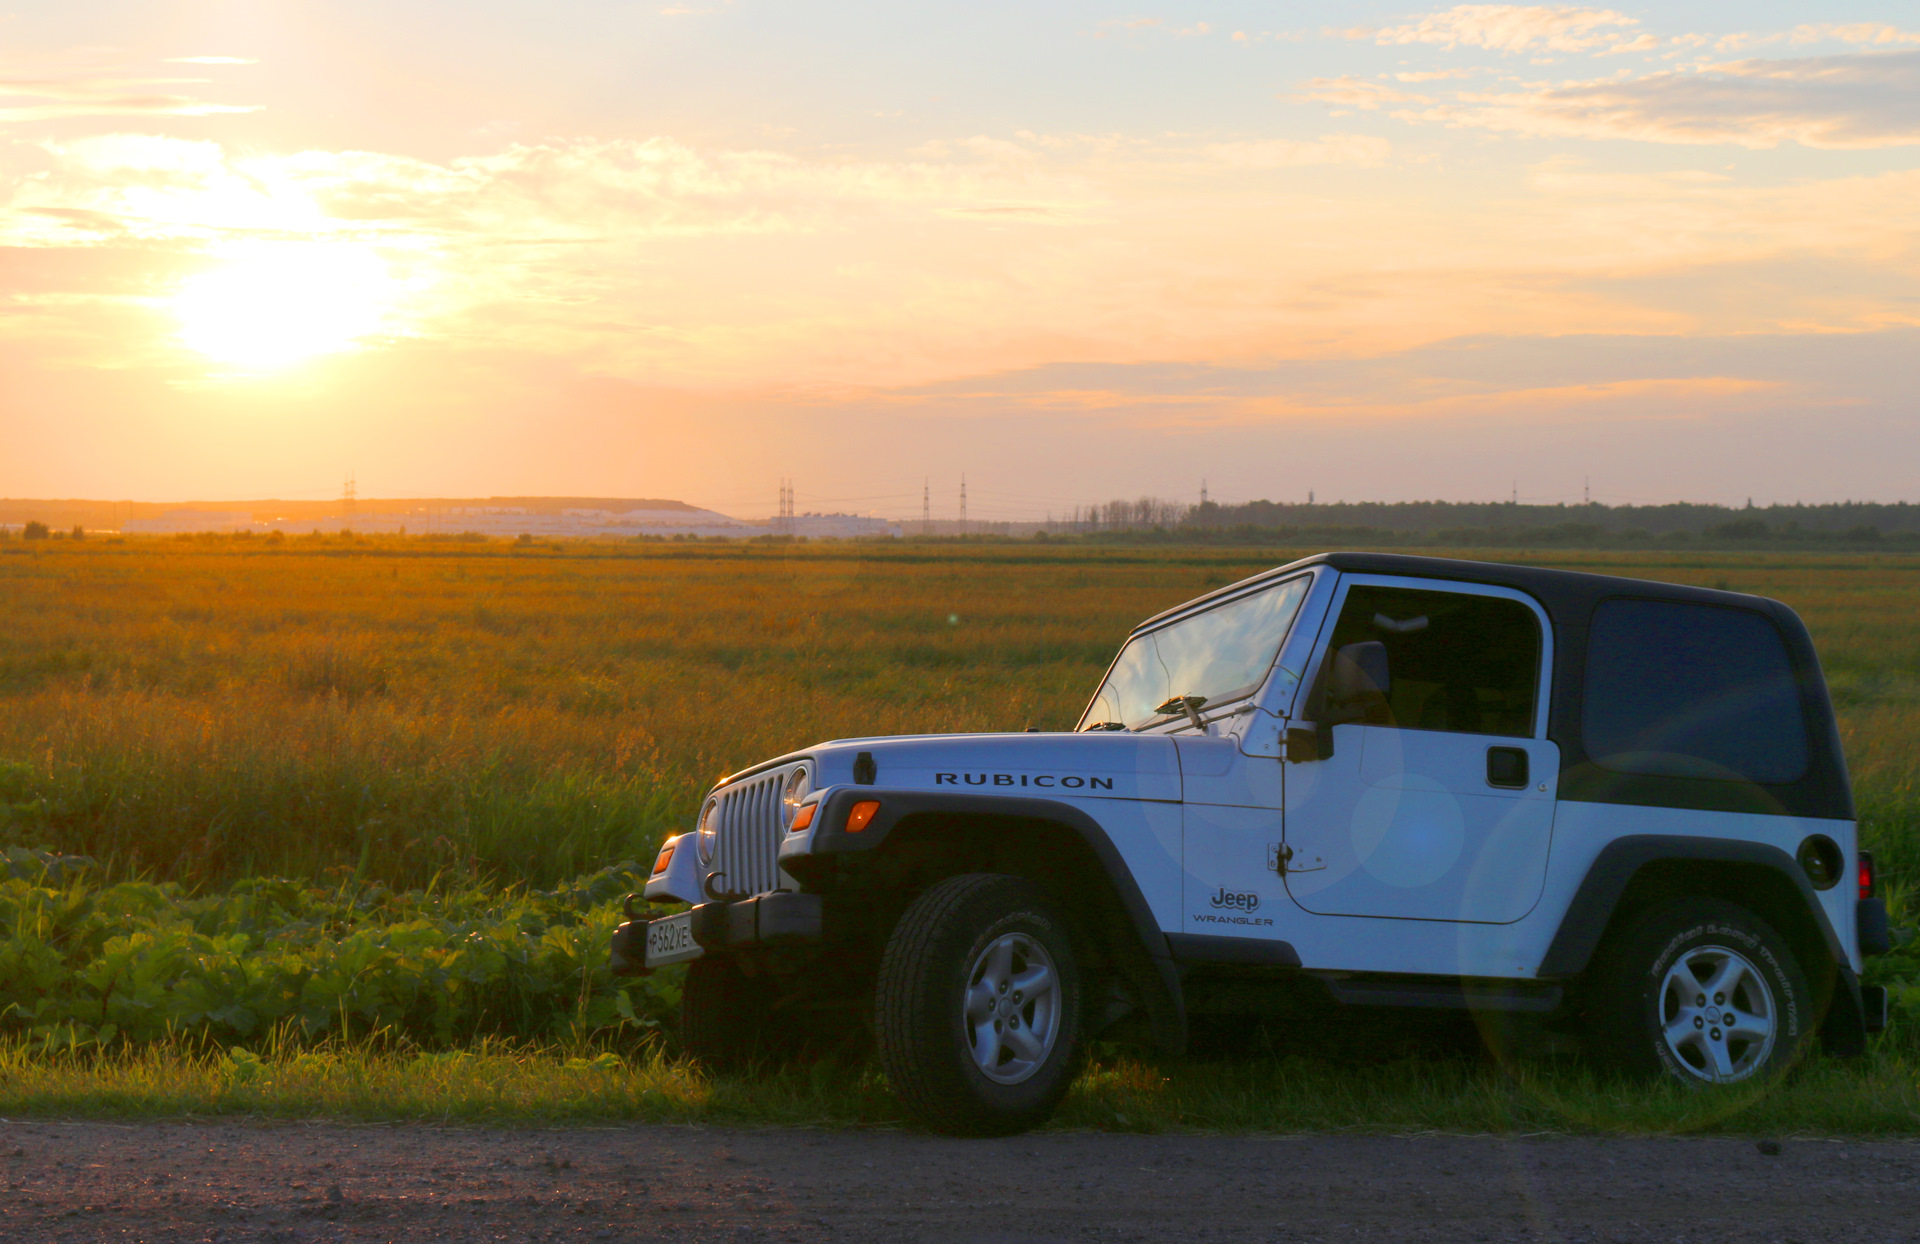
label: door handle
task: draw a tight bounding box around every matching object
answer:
[1486,746,1529,789]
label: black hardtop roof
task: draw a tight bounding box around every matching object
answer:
[1133,550,1784,633]
[1125,550,1847,822]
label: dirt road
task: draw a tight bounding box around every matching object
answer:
[1,1119,1914,1243]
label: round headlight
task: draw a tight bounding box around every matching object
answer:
[781,767,811,828]
[695,797,720,863]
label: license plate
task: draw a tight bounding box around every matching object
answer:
[644,911,702,967]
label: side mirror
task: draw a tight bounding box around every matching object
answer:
[1284,724,1331,763]
[1322,641,1391,726]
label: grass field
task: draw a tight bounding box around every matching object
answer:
[2,536,1917,1130]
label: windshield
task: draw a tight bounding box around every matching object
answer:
[1079,576,1312,730]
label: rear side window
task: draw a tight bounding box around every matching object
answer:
[1583,600,1809,784]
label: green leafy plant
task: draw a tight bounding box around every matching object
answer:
[0,848,674,1052]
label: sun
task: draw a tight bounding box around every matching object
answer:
[173,241,397,368]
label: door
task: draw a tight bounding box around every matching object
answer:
[1281,577,1558,924]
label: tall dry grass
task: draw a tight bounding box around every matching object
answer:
[1,538,1915,892]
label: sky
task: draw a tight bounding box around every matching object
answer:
[2,2,1917,520]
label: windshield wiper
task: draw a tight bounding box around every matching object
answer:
[1153,694,1208,730]
[1079,720,1130,732]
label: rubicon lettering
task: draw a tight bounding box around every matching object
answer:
[933,772,1116,790]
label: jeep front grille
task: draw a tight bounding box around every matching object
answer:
[706,765,795,899]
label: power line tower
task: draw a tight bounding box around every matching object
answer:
[1200,478,1209,506]
[777,478,795,535]
[958,475,967,536]
[343,473,357,525]
[922,479,931,535]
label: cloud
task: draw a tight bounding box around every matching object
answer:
[1094,16,1211,38]
[6,126,1917,393]
[1796,23,1920,46]
[165,57,258,65]
[1200,135,1392,168]
[893,328,1920,438]
[1292,76,1426,110]
[0,74,258,122]
[1396,50,1920,148]
[11,132,1100,249]
[1344,5,1647,55]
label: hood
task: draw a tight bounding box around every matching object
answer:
[752,732,1181,803]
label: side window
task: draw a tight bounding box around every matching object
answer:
[1583,599,1809,784]
[1314,585,1542,737]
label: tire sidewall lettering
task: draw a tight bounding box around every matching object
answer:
[1636,908,1804,1081]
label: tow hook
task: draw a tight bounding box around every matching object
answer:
[609,893,653,977]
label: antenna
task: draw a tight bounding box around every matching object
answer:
[1584,476,1591,505]
[1200,478,1209,506]
[959,475,967,535]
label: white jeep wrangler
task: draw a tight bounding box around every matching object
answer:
[612,552,1890,1135]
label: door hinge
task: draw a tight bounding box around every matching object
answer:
[1268,842,1325,876]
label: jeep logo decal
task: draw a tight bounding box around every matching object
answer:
[1209,887,1260,912]
[934,772,1116,790]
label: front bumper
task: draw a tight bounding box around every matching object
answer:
[610,891,824,976]
[689,890,824,948]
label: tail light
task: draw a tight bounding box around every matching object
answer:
[1858,850,1877,900]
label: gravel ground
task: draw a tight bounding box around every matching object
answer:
[2,1120,1916,1244]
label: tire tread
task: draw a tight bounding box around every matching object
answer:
[873,873,1079,1135]
[1585,896,1812,1083]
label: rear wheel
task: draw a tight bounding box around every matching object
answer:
[874,873,1083,1136]
[1587,898,1813,1084]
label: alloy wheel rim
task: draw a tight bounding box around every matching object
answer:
[962,932,1061,1084]
[1656,943,1777,1082]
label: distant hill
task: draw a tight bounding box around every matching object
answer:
[0,496,706,530]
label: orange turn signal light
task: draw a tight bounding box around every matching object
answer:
[651,844,674,876]
[846,800,882,833]
[790,803,817,831]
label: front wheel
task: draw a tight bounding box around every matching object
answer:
[873,873,1083,1136]
[679,955,779,1070]
[1587,898,1814,1085]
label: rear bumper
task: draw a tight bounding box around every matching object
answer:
[1862,984,1889,1035]
[1859,897,1892,958]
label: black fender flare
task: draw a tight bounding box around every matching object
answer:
[1539,834,1863,1055]
[1538,835,1846,978]
[803,786,1186,1052]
